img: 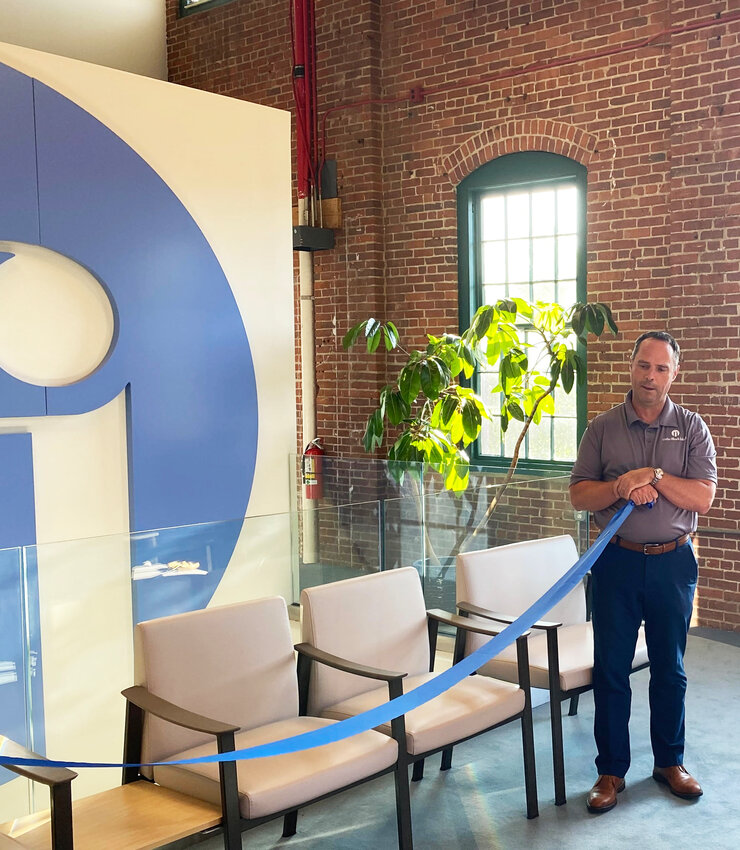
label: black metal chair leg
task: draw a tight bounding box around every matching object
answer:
[550,693,566,805]
[394,761,414,850]
[282,810,298,837]
[568,693,580,716]
[521,713,539,819]
[440,746,453,771]
[544,629,566,806]
[411,759,425,782]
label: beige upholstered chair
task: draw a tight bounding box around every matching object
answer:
[124,596,411,849]
[456,534,649,805]
[298,566,539,822]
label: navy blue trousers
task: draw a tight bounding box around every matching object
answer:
[590,539,697,778]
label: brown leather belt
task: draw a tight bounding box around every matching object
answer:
[610,534,690,556]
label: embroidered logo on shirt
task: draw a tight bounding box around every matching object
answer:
[663,428,686,441]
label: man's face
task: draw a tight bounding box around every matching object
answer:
[629,338,679,412]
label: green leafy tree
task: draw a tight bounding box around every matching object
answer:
[343,298,617,547]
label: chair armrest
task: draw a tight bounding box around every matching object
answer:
[426,608,530,639]
[0,737,77,786]
[294,643,407,683]
[457,601,562,630]
[122,686,240,736]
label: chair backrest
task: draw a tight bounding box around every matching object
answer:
[456,535,585,626]
[136,596,298,765]
[301,567,430,716]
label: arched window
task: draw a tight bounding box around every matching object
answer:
[457,151,587,471]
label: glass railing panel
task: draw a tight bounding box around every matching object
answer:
[417,473,582,613]
[295,499,383,597]
[0,545,32,822]
[0,462,587,824]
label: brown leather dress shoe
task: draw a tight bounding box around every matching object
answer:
[586,774,626,813]
[652,765,703,799]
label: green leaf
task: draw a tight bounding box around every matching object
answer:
[419,362,440,399]
[384,321,400,348]
[539,392,555,415]
[342,321,366,350]
[398,363,421,404]
[461,401,482,443]
[597,303,618,335]
[449,411,464,444]
[512,297,533,319]
[496,298,518,320]
[507,400,525,422]
[364,318,380,337]
[485,337,501,364]
[367,326,382,353]
[561,361,575,393]
[470,305,493,339]
[569,351,586,385]
[440,395,459,428]
[570,304,586,338]
[363,408,384,452]
[584,304,604,336]
[386,391,410,426]
[444,454,470,492]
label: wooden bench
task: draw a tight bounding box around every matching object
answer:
[0,738,221,850]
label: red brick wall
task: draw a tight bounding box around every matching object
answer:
[166,1,740,630]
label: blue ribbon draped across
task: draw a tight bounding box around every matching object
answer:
[0,502,633,770]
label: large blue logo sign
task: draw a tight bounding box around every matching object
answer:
[0,63,259,762]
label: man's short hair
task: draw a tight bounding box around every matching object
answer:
[631,331,680,365]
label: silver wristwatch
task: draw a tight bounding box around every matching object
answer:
[651,467,664,486]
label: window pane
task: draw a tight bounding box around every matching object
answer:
[504,422,520,457]
[507,239,530,283]
[558,279,577,306]
[483,283,507,306]
[528,418,552,460]
[553,384,577,416]
[480,420,501,455]
[554,417,577,461]
[481,195,505,240]
[532,236,554,281]
[532,280,556,303]
[509,282,530,301]
[479,372,501,413]
[524,336,544,374]
[482,241,506,284]
[557,186,577,234]
[557,235,577,280]
[507,193,530,238]
[531,190,555,236]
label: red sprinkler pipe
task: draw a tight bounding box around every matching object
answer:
[292,0,316,201]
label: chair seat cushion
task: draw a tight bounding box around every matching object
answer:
[152,716,397,820]
[321,672,524,755]
[474,622,649,692]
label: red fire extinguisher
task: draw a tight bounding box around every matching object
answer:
[302,438,324,500]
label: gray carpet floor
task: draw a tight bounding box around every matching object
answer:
[192,633,739,850]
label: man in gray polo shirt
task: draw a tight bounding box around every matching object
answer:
[570,331,716,813]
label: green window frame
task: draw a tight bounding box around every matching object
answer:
[457,151,587,474]
[179,0,238,17]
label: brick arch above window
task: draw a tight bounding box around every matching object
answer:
[442,120,600,186]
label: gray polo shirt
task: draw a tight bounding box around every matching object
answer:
[570,392,717,543]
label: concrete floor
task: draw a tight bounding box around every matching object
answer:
[189,631,739,850]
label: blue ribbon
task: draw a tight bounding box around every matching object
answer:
[1,502,632,770]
